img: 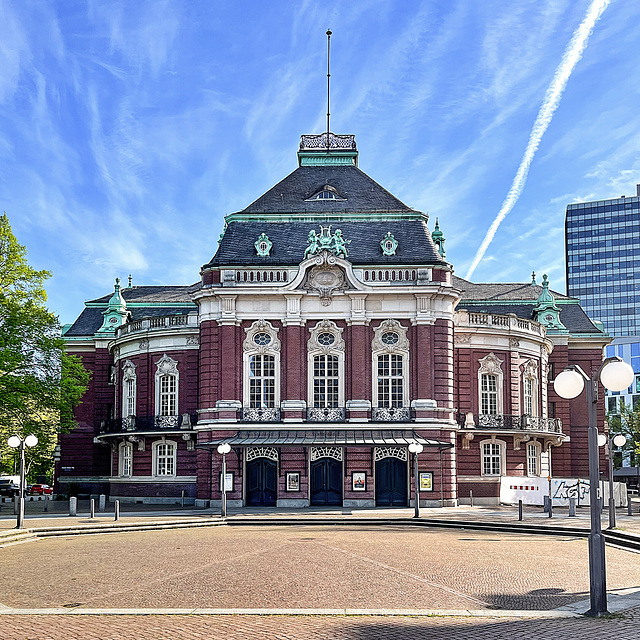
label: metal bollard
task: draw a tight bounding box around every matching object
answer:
[90,498,95,519]
[69,496,77,517]
[181,490,185,508]
[99,494,106,512]
[628,495,633,516]
[469,490,473,507]
[13,496,19,515]
[543,495,549,512]
[569,497,576,517]
[548,497,553,518]
[44,495,48,512]
[518,499,523,521]
[114,500,120,521]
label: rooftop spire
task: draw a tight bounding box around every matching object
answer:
[326,29,332,149]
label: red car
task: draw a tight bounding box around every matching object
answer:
[29,484,53,495]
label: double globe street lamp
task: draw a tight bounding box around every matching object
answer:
[408,441,424,518]
[553,356,634,617]
[217,442,231,518]
[7,434,39,529]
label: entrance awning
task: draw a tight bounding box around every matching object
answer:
[197,429,453,449]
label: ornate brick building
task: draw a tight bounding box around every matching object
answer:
[59,133,609,507]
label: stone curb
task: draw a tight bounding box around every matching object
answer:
[0,608,582,618]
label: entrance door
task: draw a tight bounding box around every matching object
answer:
[375,457,407,506]
[246,458,277,506]
[310,458,342,506]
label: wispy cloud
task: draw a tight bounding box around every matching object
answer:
[465,0,611,280]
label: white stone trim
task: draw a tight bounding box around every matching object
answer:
[307,320,345,409]
[243,320,281,408]
[108,476,197,483]
[371,319,410,409]
[118,441,133,477]
[310,446,343,462]
[154,354,179,417]
[478,353,504,415]
[246,446,279,462]
[121,360,136,418]
[152,438,177,477]
[374,447,408,462]
[479,438,507,477]
[522,358,539,417]
[526,441,542,477]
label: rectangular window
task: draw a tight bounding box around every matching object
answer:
[126,379,136,417]
[377,354,404,408]
[524,378,534,415]
[481,374,498,415]
[527,444,538,476]
[159,375,177,416]
[156,443,175,476]
[249,355,275,408]
[120,444,132,477]
[313,355,339,408]
[482,442,501,475]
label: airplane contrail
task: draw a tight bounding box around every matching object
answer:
[465,0,611,280]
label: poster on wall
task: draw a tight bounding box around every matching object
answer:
[286,472,300,492]
[419,471,433,492]
[352,472,367,492]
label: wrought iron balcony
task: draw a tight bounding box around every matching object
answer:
[306,407,346,422]
[241,407,281,422]
[99,414,197,434]
[371,407,412,422]
[457,413,562,433]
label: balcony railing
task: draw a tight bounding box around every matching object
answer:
[115,313,197,337]
[99,414,197,434]
[371,407,412,422]
[241,407,281,422]
[457,413,562,433]
[306,407,346,422]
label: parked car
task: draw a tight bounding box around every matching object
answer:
[29,484,53,495]
[0,480,20,497]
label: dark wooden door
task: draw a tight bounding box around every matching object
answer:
[310,458,342,506]
[375,457,407,506]
[246,458,277,506]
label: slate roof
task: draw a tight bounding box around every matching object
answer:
[239,165,414,214]
[65,286,198,337]
[453,276,603,335]
[453,276,571,301]
[206,220,446,267]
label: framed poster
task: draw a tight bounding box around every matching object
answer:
[419,471,433,492]
[352,471,367,492]
[219,471,234,492]
[286,472,300,492]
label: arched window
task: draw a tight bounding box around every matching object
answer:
[154,355,179,417]
[118,442,133,477]
[522,359,539,417]
[307,320,345,411]
[243,320,281,409]
[153,439,176,477]
[371,319,409,409]
[122,360,136,418]
[478,353,504,415]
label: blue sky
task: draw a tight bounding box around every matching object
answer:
[2,0,639,324]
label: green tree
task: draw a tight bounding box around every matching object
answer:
[608,397,640,468]
[0,213,90,481]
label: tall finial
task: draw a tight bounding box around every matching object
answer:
[326,29,332,149]
[128,274,132,287]
[531,271,536,285]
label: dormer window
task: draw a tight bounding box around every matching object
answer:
[306,185,346,201]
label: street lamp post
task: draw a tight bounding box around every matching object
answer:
[217,443,231,518]
[408,441,424,518]
[598,432,626,529]
[554,356,634,617]
[7,434,38,529]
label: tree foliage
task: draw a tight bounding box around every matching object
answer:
[0,213,90,480]
[607,398,640,468]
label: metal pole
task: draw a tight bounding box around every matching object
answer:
[16,441,25,529]
[608,437,616,529]
[90,498,95,519]
[518,499,523,521]
[114,500,120,521]
[586,379,608,616]
[221,453,227,518]
[439,448,444,508]
[413,452,419,518]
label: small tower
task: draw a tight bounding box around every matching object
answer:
[533,274,567,333]
[96,278,129,334]
[432,218,446,259]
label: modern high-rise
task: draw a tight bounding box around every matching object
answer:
[565,185,640,337]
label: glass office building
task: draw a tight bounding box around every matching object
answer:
[565,185,640,337]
